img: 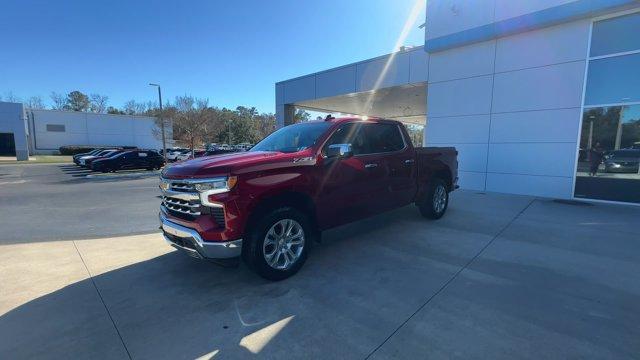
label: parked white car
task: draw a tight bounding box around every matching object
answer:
[166,148,189,162]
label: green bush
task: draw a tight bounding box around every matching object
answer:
[59,145,138,155]
[59,145,99,155]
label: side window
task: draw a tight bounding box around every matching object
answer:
[323,123,368,156]
[363,124,405,154]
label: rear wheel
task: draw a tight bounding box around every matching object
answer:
[419,178,449,219]
[243,207,310,281]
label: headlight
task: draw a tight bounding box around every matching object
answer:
[194,176,238,207]
[159,178,170,191]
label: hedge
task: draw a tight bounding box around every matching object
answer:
[59,145,99,155]
[58,145,138,155]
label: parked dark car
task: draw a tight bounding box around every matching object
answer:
[604,149,640,173]
[91,150,165,173]
[78,149,121,167]
[84,150,125,168]
[204,149,235,156]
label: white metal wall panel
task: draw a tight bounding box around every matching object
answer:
[495,20,590,73]
[425,0,496,40]
[457,171,487,191]
[87,115,134,135]
[409,49,429,83]
[32,111,86,134]
[427,75,493,117]
[429,40,496,83]
[275,83,285,106]
[492,61,586,113]
[486,173,574,198]
[355,52,410,92]
[283,76,316,104]
[427,115,490,144]
[490,109,581,143]
[30,110,164,151]
[35,132,89,150]
[488,143,577,177]
[315,66,357,99]
[436,143,488,173]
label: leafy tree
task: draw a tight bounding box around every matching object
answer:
[89,94,109,113]
[294,109,311,123]
[64,91,90,111]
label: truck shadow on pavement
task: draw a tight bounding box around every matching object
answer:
[2,206,463,359]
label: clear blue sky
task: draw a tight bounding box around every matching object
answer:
[1,0,426,113]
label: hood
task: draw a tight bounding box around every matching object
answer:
[161,151,296,178]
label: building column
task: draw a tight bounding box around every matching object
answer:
[276,104,295,128]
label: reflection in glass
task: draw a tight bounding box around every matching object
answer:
[575,105,640,203]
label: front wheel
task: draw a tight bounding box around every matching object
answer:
[243,207,311,281]
[419,178,449,219]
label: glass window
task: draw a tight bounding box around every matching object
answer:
[590,12,640,57]
[251,121,332,153]
[574,104,640,203]
[362,123,405,153]
[323,123,368,156]
[584,53,640,106]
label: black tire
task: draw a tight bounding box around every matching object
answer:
[243,207,311,281]
[419,178,449,220]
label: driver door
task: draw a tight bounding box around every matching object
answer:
[315,123,385,228]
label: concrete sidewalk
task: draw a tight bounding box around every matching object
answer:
[1,191,639,359]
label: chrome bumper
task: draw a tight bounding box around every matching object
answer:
[159,212,242,259]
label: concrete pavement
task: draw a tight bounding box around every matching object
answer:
[1,190,639,359]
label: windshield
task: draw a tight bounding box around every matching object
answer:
[251,121,333,153]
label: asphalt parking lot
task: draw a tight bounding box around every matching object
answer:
[1,164,639,359]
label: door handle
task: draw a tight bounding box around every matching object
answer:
[404,159,415,165]
[364,163,378,169]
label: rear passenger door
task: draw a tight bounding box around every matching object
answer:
[136,151,150,169]
[361,123,416,211]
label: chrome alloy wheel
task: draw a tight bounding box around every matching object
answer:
[263,219,305,270]
[433,184,447,214]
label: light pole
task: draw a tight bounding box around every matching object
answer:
[149,83,167,162]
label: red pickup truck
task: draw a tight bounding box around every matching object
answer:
[160,117,458,280]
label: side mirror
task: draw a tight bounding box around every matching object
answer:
[326,144,353,158]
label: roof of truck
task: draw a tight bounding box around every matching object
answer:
[320,116,398,125]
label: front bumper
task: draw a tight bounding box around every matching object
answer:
[159,212,242,259]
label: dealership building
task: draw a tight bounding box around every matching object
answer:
[276,0,640,205]
[0,102,170,160]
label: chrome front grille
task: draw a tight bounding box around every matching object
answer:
[160,178,226,227]
[170,182,197,192]
[162,196,201,216]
